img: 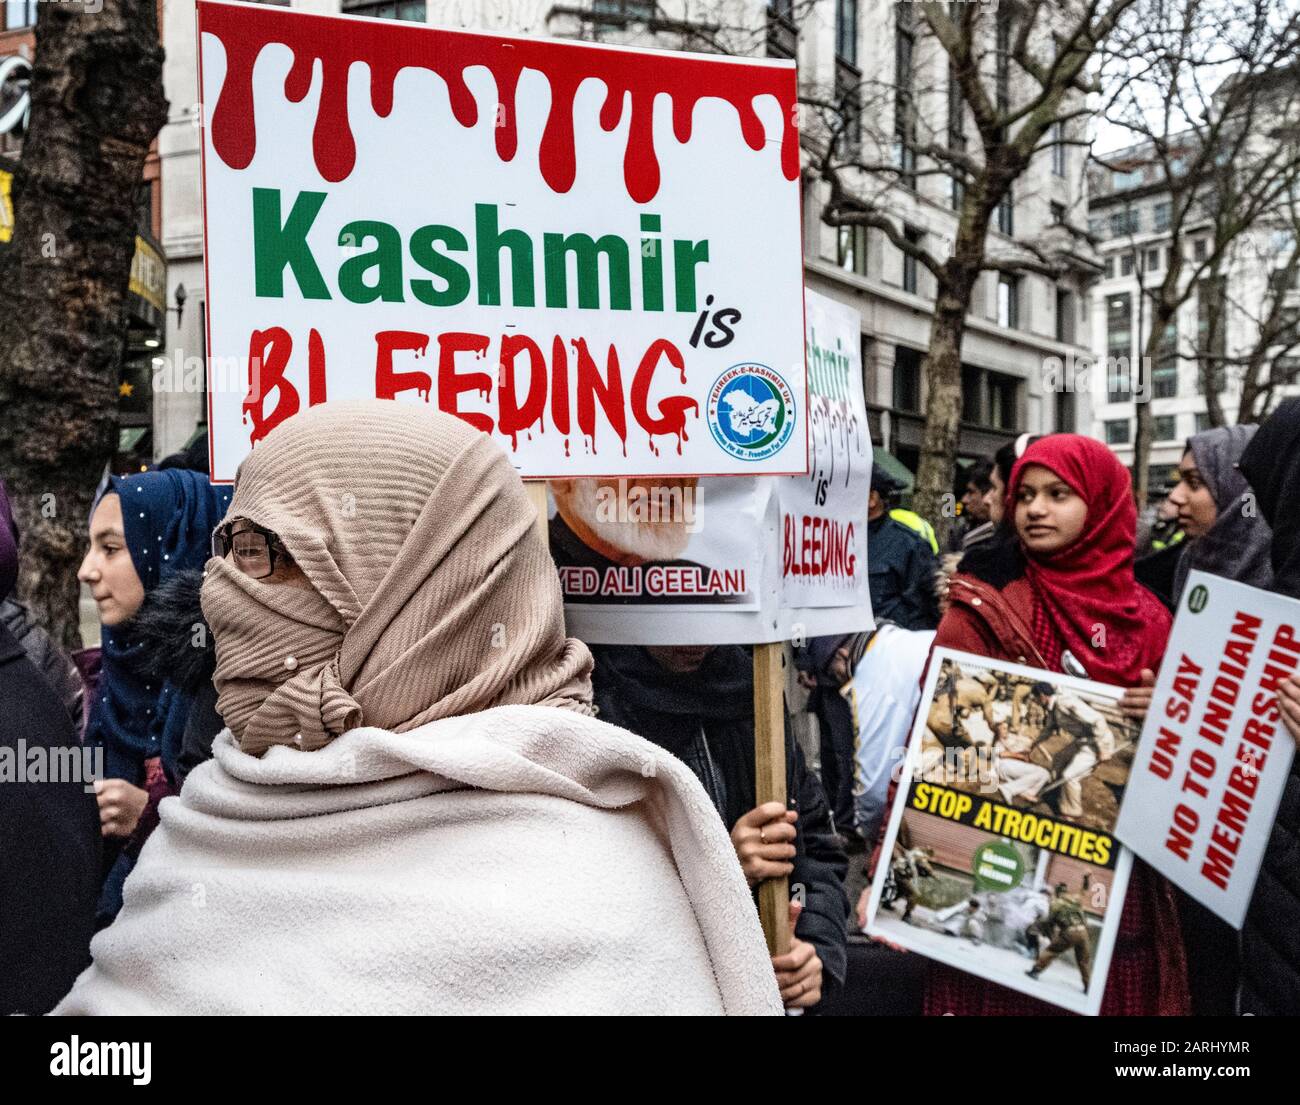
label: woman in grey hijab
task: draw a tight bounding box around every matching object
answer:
[1168,424,1272,603]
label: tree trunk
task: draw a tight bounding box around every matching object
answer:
[0,2,167,648]
[914,261,981,543]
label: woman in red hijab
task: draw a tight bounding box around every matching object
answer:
[925,434,1189,1016]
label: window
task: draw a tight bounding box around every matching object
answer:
[343,0,426,19]
[836,61,862,154]
[962,364,983,423]
[902,225,922,294]
[893,345,922,411]
[1051,121,1067,177]
[996,189,1014,236]
[1051,202,1066,226]
[1194,411,1212,433]
[1154,202,1171,232]
[1153,318,1178,398]
[894,5,916,189]
[837,223,868,277]
[5,0,37,28]
[1107,293,1133,401]
[591,0,654,18]
[1057,389,1077,434]
[1146,248,1161,272]
[1104,257,1115,279]
[1089,216,1104,239]
[835,0,859,65]
[1105,420,1132,445]
[997,275,1020,329]
[1113,168,1144,190]
[1110,209,1140,237]
[766,0,798,58]
[1056,288,1076,344]
[987,372,1019,430]
[1120,253,1134,276]
[1193,238,1208,261]
[1154,415,1178,442]
[994,5,1012,143]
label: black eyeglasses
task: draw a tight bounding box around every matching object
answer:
[211,520,286,580]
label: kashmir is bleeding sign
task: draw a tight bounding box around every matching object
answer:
[195,1,808,482]
[1116,571,1300,927]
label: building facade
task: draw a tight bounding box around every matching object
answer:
[152,0,1097,478]
[1085,132,1300,497]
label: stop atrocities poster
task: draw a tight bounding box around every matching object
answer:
[195,1,807,482]
[1116,571,1300,927]
[866,649,1135,1016]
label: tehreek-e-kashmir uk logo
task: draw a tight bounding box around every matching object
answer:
[707,363,797,462]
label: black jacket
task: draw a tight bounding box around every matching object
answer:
[868,515,939,630]
[0,597,84,730]
[590,644,849,1001]
[131,569,223,787]
[1234,403,1300,1014]
[0,621,100,1014]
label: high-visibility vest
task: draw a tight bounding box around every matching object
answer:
[890,508,939,553]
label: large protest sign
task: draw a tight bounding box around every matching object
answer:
[1115,571,1300,928]
[550,290,872,644]
[866,649,1135,1016]
[777,290,871,609]
[195,1,807,482]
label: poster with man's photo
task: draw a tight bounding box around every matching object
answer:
[548,288,873,646]
[865,648,1136,1016]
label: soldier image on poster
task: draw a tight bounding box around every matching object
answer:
[1027,879,1094,992]
[921,657,1137,835]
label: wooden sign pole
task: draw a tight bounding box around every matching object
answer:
[753,640,791,956]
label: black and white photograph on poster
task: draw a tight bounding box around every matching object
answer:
[866,649,1136,1016]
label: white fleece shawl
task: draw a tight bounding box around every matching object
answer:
[54,706,782,1016]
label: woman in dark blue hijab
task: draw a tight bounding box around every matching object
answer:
[78,468,231,926]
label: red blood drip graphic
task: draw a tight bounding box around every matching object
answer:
[199,1,799,202]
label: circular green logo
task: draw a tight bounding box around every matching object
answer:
[972,841,1024,893]
[1188,584,1209,613]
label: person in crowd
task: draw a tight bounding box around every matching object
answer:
[129,568,223,789]
[1134,489,1187,612]
[846,621,935,845]
[1166,425,1271,603]
[591,642,849,1010]
[56,402,782,1015]
[924,433,1189,1016]
[869,469,940,631]
[0,480,100,1015]
[947,459,996,552]
[798,472,936,848]
[1234,398,1300,1016]
[795,633,864,850]
[154,431,210,476]
[0,481,85,729]
[76,468,233,927]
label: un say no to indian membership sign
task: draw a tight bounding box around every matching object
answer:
[196,1,808,483]
[1116,571,1300,927]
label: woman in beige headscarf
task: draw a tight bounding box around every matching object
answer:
[55,401,781,1016]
